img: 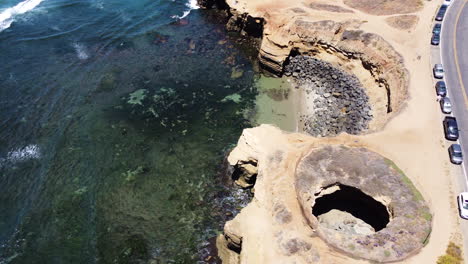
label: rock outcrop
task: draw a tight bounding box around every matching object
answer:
[296,145,432,262]
[218,125,431,263]
[198,0,411,131]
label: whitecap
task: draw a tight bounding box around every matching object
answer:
[171,0,199,20]
[186,0,200,10]
[7,144,40,162]
[72,42,89,60]
[0,0,44,32]
[93,0,104,10]
[2,144,41,165]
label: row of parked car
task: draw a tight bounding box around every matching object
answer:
[432,64,462,164]
[431,1,463,165]
[431,1,452,45]
[431,0,468,220]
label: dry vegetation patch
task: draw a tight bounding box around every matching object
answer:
[343,0,423,15]
[385,15,419,30]
[308,3,354,13]
[437,242,463,264]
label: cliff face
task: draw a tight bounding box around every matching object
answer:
[198,0,413,131]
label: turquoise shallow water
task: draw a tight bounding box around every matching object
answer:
[0,1,259,262]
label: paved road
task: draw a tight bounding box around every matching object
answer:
[439,0,468,260]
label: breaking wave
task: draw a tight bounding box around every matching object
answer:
[0,144,41,168]
[171,0,199,19]
[0,0,44,32]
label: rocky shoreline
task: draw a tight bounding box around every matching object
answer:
[284,56,371,136]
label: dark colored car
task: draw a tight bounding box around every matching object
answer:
[433,23,442,34]
[436,81,447,97]
[431,32,440,45]
[449,144,463,164]
[436,5,448,21]
[443,116,459,141]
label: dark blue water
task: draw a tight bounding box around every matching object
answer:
[0,0,259,262]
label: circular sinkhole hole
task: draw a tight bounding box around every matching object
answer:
[312,184,390,232]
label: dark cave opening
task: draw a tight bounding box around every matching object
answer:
[312,184,390,231]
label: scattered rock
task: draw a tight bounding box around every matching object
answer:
[318,209,375,235]
[284,56,371,137]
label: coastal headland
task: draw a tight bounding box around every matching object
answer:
[197,0,465,263]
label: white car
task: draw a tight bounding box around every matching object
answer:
[458,192,468,219]
[443,0,453,6]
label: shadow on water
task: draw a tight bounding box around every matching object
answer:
[0,5,258,264]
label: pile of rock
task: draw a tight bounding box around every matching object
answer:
[284,55,372,136]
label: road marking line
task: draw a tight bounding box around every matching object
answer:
[453,0,468,110]
[450,0,468,191]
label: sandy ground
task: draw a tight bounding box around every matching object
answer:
[223,0,466,262]
[355,2,464,263]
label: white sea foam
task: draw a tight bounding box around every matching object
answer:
[0,144,41,168]
[72,43,89,60]
[171,0,199,19]
[7,144,40,162]
[0,0,44,32]
[186,0,200,10]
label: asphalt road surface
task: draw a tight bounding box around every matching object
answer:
[439,0,468,260]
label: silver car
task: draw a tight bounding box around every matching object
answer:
[433,64,444,79]
[440,97,452,114]
[449,144,463,164]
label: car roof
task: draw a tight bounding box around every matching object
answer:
[452,144,462,152]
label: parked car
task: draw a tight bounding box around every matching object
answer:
[433,23,442,34]
[443,0,453,6]
[433,64,444,79]
[431,32,440,45]
[440,97,452,114]
[443,116,459,140]
[436,81,447,97]
[458,192,468,219]
[449,144,463,164]
[436,5,448,21]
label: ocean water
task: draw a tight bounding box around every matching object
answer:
[0,0,267,262]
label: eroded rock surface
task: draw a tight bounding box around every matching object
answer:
[198,0,413,131]
[296,146,432,262]
[218,125,431,263]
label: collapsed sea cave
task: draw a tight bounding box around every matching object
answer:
[312,184,390,231]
